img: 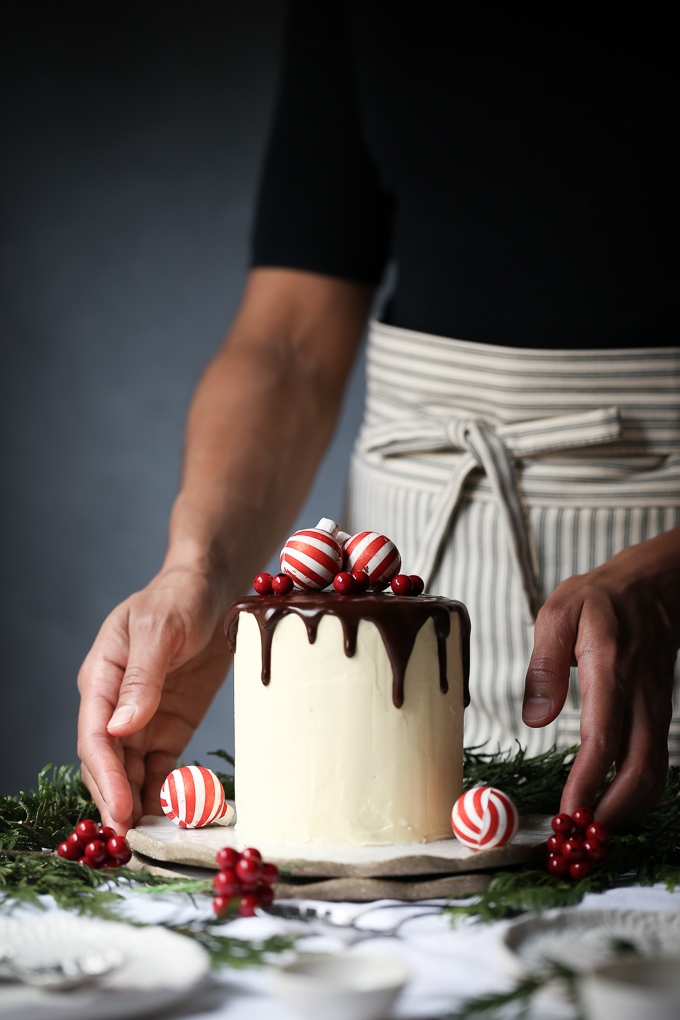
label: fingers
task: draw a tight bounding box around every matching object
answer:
[80,762,130,835]
[523,589,580,727]
[107,614,177,737]
[558,601,627,816]
[78,640,136,827]
[140,749,181,817]
[590,682,670,827]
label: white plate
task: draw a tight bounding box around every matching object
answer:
[0,912,210,1020]
[502,909,680,975]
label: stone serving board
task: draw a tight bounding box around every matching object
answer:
[127,849,494,902]
[127,813,551,880]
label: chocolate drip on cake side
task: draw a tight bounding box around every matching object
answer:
[225,593,470,709]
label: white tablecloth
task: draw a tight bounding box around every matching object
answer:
[8,882,680,1019]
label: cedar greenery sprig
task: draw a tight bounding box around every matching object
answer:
[0,764,98,852]
[174,926,296,969]
[445,960,583,1019]
[462,743,578,815]
[0,759,288,968]
[447,753,680,925]
[202,749,235,801]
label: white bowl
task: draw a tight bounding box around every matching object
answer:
[580,956,680,1020]
[273,953,410,1020]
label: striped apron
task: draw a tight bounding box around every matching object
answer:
[346,321,680,762]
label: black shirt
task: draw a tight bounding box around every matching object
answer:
[252,2,677,348]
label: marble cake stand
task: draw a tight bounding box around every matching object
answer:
[127,814,551,902]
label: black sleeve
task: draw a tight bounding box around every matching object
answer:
[251,0,393,286]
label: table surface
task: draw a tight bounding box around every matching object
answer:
[6,880,680,1019]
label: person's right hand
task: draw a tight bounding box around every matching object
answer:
[77,564,233,833]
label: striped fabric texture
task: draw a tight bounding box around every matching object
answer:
[347,321,680,761]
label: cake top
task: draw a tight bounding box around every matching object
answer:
[225,591,470,710]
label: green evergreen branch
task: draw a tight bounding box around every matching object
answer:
[1,746,678,974]
[445,961,582,1019]
[463,743,579,815]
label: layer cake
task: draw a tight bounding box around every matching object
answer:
[225,591,469,847]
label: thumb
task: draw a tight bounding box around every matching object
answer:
[107,617,175,735]
[523,593,581,727]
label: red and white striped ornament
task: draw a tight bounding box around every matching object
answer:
[280,517,343,590]
[342,531,401,590]
[451,786,519,851]
[160,766,232,829]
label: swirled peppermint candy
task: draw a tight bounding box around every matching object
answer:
[343,531,401,591]
[160,766,232,828]
[280,517,344,590]
[451,786,519,850]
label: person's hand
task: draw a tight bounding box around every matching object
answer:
[522,528,680,828]
[77,565,232,833]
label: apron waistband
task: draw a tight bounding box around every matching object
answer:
[359,406,621,619]
[359,321,680,620]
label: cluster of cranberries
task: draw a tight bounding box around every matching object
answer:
[212,846,279,918]
[253,572,294,596]
[253,571,425,597]
[56,820,131,869]
[546,808,609,880]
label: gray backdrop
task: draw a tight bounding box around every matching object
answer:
[0,3,369,795]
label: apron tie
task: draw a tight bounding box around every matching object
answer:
[359,405,621,620]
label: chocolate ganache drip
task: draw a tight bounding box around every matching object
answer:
[225,593,470,709]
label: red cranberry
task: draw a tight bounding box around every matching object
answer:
[409,575,425,596]
[216,847,240,869]
[586,821,609,844]
[271,573,293,595]
[333,571,355,594]
[235,856,261,884]
[584,838,609,862]
[100,856,120,870]
[572,807,594,831]
[562,837,585,862]
[391,574,414,595]
[78,856,95,868]
[213,895,231,917]
[107,836,131,862]
[238,893,259,917]
[569,860,592,880]
[57,840,81,861]
[241,848,262,864]
[546,834,566,854]
[260,862,279,886]
[84,840,107,865]
[351,570,370,591]
[213,869,242,897]
[256,883,274,907]
[76,820,99,842]
[253,573,273,595]
[551,814,574,836]
[97,826,116,842]
[67,831,84,849]
[547,854,569,877]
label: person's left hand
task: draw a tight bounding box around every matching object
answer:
[522,527,680,828]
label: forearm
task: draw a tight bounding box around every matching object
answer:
[163,268,372,604]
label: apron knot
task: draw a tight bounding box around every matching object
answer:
[360,405,621,621]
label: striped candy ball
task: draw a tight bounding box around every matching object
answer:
[343,532,401,590]
[160,766,229,828]
[280,519,343,590]
[451,786,520,850]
